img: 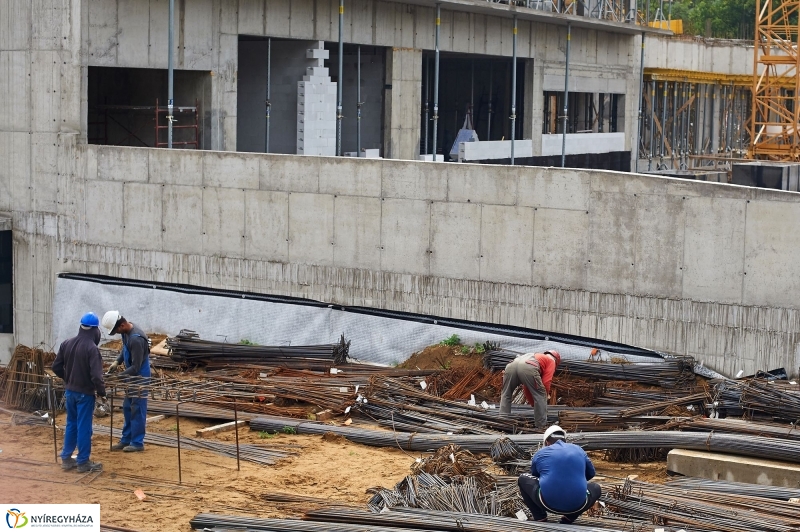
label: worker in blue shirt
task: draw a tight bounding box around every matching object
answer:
[102,310,151,452]
[518,425,602,524]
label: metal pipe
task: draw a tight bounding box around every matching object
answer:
[265,38,271,153]
[424,54,429,154]
[634,31,645,172]
[337,0,344,156]
[357,46,362,155]
[487,63,493,140]
[694,83,701,155]
[433,4,441,160]
[167,0,174,148]
[510,16,518,165]
[561,23,571,168]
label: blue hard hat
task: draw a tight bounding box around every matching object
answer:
[80,312,100,327]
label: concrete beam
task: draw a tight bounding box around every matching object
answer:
[668,449,800,487]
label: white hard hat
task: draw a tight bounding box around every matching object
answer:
[543,425,566,443]
[101,310,122,333]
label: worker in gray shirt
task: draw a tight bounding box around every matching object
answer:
[102,311,151,452]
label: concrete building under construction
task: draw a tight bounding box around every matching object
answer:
[2,0,800,379]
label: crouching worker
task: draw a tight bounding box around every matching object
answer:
[518,425,601,524]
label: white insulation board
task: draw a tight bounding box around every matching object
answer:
[52,277,662,366]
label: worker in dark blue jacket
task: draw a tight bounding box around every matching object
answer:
[518,425,602,524]
[102,311,151,452]
[51,312,106,473]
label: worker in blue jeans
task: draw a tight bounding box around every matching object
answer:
[52,312,106,473]
[102,311,151,452]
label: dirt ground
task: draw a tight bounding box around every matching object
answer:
[0,407,668,532]
[399,345,485,371]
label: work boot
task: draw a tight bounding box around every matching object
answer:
[559,516,575,525]
[123,445,144,453]
[61,457,77,471]
[110,442,128,451]
[76,461,103,473]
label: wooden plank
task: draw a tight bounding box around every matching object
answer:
[195,420,247,437]
[146,414,165,424]
[150,339,169,356]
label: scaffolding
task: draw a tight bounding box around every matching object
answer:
[750,0,800,160]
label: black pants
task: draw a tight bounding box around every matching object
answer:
[518,474,602,523]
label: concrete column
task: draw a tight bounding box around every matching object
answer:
[522,59,535,141]
[529,61,545,156]
[383,47,422,160]
[624,33,643,168]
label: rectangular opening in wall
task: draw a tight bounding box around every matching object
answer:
[237,37,386,155]
[421,53,525,160]
[543,92,624,134]
[88,67,212,149]
[0,231,12,334]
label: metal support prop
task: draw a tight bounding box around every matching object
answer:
[48,376,57,462]
[176,402,182,485]
[511,16,518,165]
[433,4,441,159]
[487,64,493,140]
[337,0,344,156]
[234,397,241,471]
[694,83,701,155]
[671,81,678,160]
[648,81,655,169]
[424,55,429,154]
[265,38,271,153]
[357,46,362,155]
[660,81,668,156]
[709,84,716,153]
[108,387,115,452]
[634,31,645,172]
[167,0,174,148]
[561,23,571,168]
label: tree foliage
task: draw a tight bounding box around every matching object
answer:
[645,0,756,39]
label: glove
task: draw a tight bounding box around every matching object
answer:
[107,361,119,373]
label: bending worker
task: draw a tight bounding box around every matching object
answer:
[102,311,151,452]
[52,312,106,473]
[518,425,601,524]
[499,350,560,429]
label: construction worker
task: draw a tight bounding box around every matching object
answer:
[518,425,601,524]
[51,312,106,473]
[499,350,560,429]
[102,311,151,452]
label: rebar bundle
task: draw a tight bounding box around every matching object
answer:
[93,424,293,466]
[483,350,695,388]
[250,414,800,463]
[167,330,350,367]
[0,345,56,410]
[666,477,800,501]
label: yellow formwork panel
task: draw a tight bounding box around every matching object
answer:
[649,19,683,34]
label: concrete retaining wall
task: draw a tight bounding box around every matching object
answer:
[645,35,753,76]
[10,143,800,376]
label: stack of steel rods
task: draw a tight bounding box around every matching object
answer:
[603,479,800,532]
[250,414,800,463]
[483,350,695,388]
[0,345,56,410]
[665,477,800,500]
[739,379,800,421]
[93,425,294,466]
[167,330,350,367]
[676,416,800,440]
